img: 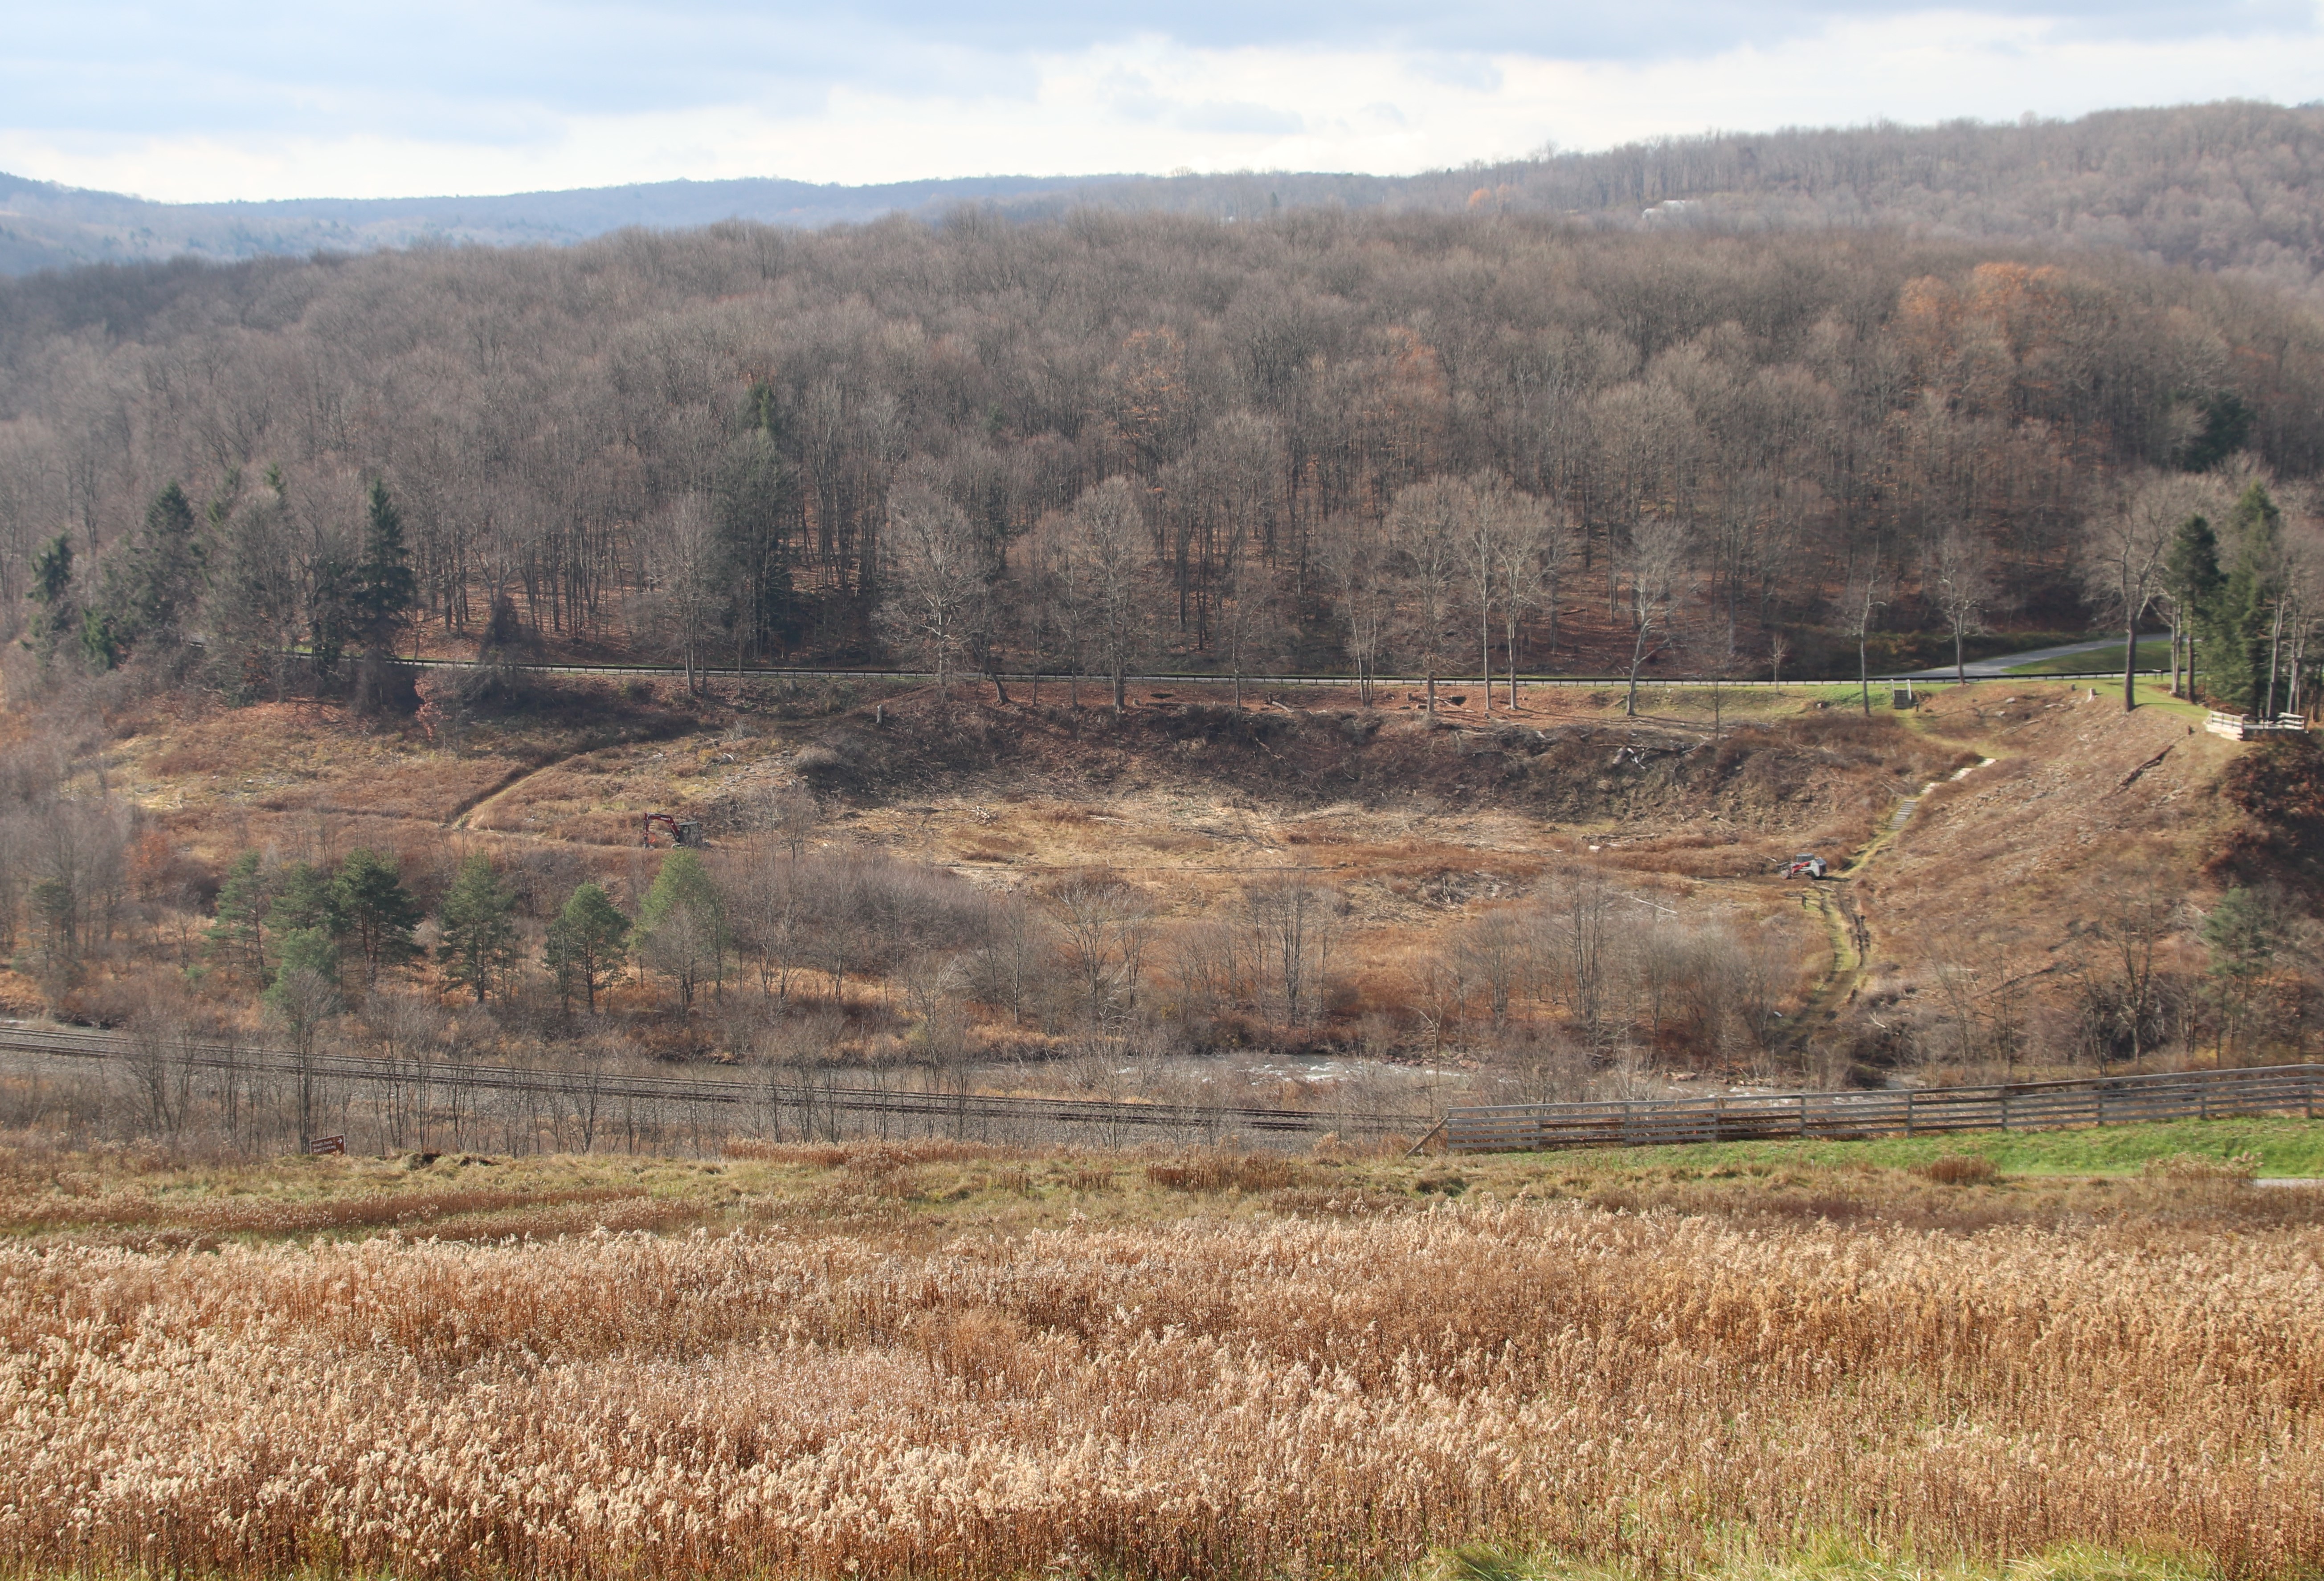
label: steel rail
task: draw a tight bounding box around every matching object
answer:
[0,1023,1429,1137]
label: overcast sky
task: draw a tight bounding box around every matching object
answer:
[4,1,2322,203]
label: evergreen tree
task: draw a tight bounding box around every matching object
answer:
[78,609,121,672]
[2162,513,2223,698]
[545,882,630,1013]
[23,534,77,664]
[2201,884,2287,1060]
[331,847,421,986]
[204,852,272,983]
[307,550,355,682]
[2212,484,2287,714]
[102,481,205,658]
[266,861,343,939]
[438,855,518,1004]
[29,533,72,608]
[351,479,417,656]
[208,470,302,701]
[25,876,80,989]
[715,398,799,664]
[638,850,726,1012]
[266,926,343,1006]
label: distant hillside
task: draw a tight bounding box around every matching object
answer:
[0,171,1112,274]
[5,100,2324,296]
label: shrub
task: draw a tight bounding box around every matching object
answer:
[1918,1154,1999,1185]
[1145,1152,1301,1192]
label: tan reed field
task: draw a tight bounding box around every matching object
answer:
[3,1195,2322,1581]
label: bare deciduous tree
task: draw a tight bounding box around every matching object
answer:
[880,482,985,698]
[1839,559,1890,718]
[2083,472,2212,712]
[643,495,725,696]
[1621,514,1690,718]
[1243,870,1343,1029]
[1072,478,1150,717]
[1044,871,1155,1029]
[1387,476,1473,715]
[1927,523,1997,685]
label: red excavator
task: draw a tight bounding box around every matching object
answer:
[1780,853,1829,880]
[641,812,706,849]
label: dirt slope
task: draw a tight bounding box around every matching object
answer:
[1846,683,2245,1055]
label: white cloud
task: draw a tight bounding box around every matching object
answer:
[3,11,2322,203]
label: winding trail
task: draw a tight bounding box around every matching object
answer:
[1780,755,1993,1050]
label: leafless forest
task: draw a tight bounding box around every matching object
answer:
[4,203,2324,688]
[12,99,2324,306]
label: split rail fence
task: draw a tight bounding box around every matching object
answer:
[1444,1062,2320,1153]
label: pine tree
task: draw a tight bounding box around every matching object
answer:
[2213,484,2287,714]
[204,852,272,983]
[267,926,343,1007]
[208,471,302,701]
[2163,513,2223,699]
[102,481,205,658]
[545,883,630,1013]
[23,534,77,664]
[308,550,355,682]
[715,397,798,665]
[351,479,417,656]
[638,851,725,1012]
[438,855,518,1004]
[331,847,421,986]
[266,861,343,938]
[2201,884,2286,1060]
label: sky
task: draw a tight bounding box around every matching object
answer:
[3,1,2323,204]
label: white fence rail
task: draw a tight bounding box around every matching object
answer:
[2206,711,2309,739]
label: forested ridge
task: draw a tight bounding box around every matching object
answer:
[8,98,2324,301]
[4,204,2324,697]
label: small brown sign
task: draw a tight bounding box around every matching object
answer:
[308,1135,347,1155]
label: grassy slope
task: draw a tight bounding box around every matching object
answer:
[1550,1114,2324,1177]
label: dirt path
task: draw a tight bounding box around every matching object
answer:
[1779,756,1994,1050]
[445,749,592,830]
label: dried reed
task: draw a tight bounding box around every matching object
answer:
[1,1205,2318,1581]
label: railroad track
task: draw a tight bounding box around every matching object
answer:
[0,1023,1430,1140]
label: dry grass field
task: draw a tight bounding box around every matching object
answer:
[3,1129,2321,1581]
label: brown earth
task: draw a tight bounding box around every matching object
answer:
[12,665,2290,1074]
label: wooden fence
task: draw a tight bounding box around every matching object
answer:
[2206,710,2309,739]
[1444,1063,2320,1154]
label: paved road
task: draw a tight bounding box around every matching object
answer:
[1903,639,2131,680]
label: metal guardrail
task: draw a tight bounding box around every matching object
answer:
[0,1024,1428,1141]
[1444,1063,2321,1153]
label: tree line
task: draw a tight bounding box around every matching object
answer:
[4,209,2324,699]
